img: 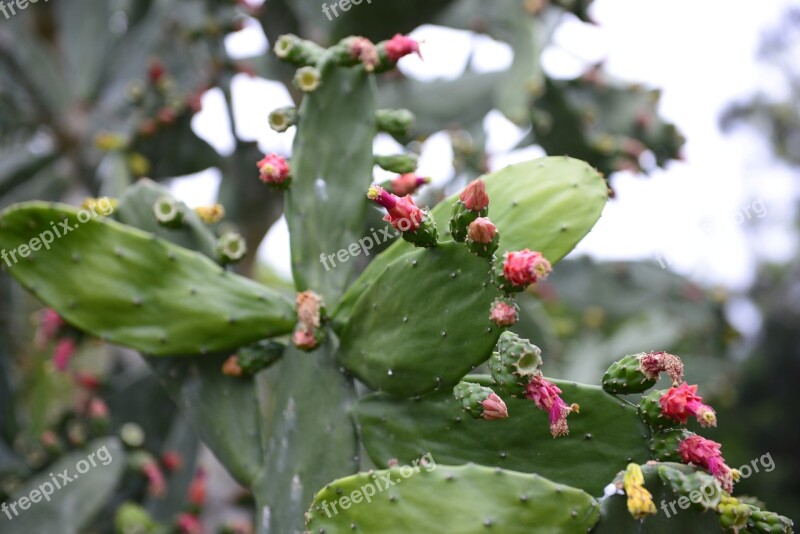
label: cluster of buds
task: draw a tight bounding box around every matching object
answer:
[367,185,438,248]
[257,154,291,188]
[495,249,552,293]
[292,291,325,351]
[452,381,508,421]
[639,382,717,429]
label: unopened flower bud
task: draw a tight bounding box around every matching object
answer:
[453,381,508,421]
[257,154,291,187]
[466,217,498,257]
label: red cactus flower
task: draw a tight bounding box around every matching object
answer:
[348,36,380,71]
[161,451,184,472]
[384,34,422,62]
[489,299,518,327]
[367,185,425,232]
[502,249,552,288]
[467,217,496,244]
[525,375,578,438]
[141,460,167,497]
[53,338,77,372]
[391,173,430,196]
[177,513,204,534]
[639,351,684,384]
[679,435,734,492]
[481,392,509,420]
[460,179,489,211]
[257,154,291,185]
[188,468,207,507]
[659,382,717,427]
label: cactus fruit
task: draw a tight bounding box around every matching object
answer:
[650,430,736,493]
[717,494,751,531]
[450,179,489,242]
[650,428,694,462]
[742,503,794,533]
[453,380,509,420]
[374,154,419,174]
[602,351,685,394]
[489,331,543,397]
[375,108,415,137]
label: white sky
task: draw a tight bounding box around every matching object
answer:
[174,0,800,293]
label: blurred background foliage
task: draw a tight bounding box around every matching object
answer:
[0,0,795,531]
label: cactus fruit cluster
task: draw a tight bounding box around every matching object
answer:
[0,26,792,534]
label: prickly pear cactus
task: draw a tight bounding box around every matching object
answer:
[0,29,792,534]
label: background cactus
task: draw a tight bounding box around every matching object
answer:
[0,2,795,533]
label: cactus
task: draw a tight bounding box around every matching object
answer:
[0,24,792,534]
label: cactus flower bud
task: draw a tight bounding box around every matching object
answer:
[453,381,508,421]
[348,36,380,71]
[678,435,734,493]
[525,374,578,438]
[466,217,499,257]
[53,338,77,372]
[161,451,184,472]
[496,249,551,292]
[257,154,291,187]
[659,382,717,427]
[222,355,243,377]
[390,173,430,196]
[622,463,656,519]
[292,328,320,351]
[460,179,489,211]
[384,34,422,62]
[153,196,185,228]
[188,468,207,508]
[216,232,247,265]
[194,204,225,223]
[368,185,437,247]
[293,66,322,92]
[489,297,519,327]
[177,513,203,534]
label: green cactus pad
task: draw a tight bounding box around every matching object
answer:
[336,242,502,396]
[593,462,723,533]
[335,156,607,331]
[354,376,650,495]
[489,331,543,398]
[305,463,600,533]
[602,352,657,394]
[0,202,295,355]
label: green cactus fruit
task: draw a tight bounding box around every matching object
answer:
[489,331,542,397]
[449,179,489,242]
[216,231,247,264]
[355,376,651,495]
[717,494,751,531]
[305,464,601,533]
[273,34,324,67]
[268,106,297,133]
[638,388,675,429]
[375,108,415,137]
[153,195,184,228]
[649,428,694,461]
[465,217,499,258]
[452,380,508,420]
[223,340,284,377]
[374,153,418,174]
[401,209,438,248]
[744,504,794,533]
[0,203,296,356]
[657,464,721,511]
[336,242,502,397]
[602,351,684,394]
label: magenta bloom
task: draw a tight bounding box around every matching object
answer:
[481,392,509,420]
[525,375,577,438]
[257,154,290,185]
[384,34,422,62]
[391,173,430,196]
[53,338,77,372]
[659,382,717,427]
[367,185,425,232]
[678,435,734,492]
[460,179,489,211]
[502,249,552,288]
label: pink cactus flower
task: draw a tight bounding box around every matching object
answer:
[367,185,425,232]
[37,308,64,348]
[177,513,204,534]
[384,34,422,62]
[390,173,430,196]
[293,328,318,350]
[481,392,509,420]
[257,154,290,185]
[659,382,717,427]
[502,249,552,288]
[678,435,734,493]
[489,299,518,327]
[87,398,109,419]
[348,36,380,71]
[525,375,578,438]
[161,451,184,472]
[460,179,489,211]
[53,338,77,372]
[141,460,167,497]
[467,217,497,244]
[639,351,684,384]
